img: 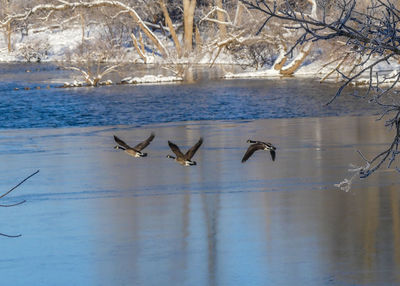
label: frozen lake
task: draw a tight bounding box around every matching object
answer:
[1,116,400,285]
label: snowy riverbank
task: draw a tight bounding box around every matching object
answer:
[1,26,400,86]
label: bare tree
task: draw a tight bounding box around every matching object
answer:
[197,0,315,73]
[64,39,123,87]
[1,0,13,52]
[1,170,39,238]
[0,0,169,57]
[241,0,400,182]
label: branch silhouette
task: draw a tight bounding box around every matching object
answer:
[0,170,40,238]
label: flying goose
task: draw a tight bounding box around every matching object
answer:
[167,137,203,166]
[241,139,276,163]
[113,133,155,157]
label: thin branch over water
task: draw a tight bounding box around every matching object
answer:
[0,169,40,238]
[0,170,40,201]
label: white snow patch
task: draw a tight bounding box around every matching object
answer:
[61,79,113,87]
[121,74,183,84]
[62,80,85,87]
[0,26,84,62]
[45,27,82,61]
[223,69,280,79]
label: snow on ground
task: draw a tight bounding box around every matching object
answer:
[222,54,400,88]
[39,27,81,61]
[0,27,80,62]
[0,24,233,65]
[0,25,144,63]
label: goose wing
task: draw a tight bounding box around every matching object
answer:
[168,141,185,158]
[185,138,203,160]
[134,133,155,151]
[114,135,133,149]
[270,150,276,161]
[241,143,264,163]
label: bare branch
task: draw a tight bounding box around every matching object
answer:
[0,170,39,200]
[240,0,400,185]
[326,53,395,105]
[0,170,39,238]
[0,233,21,238]
[0,200,26,207]
[199,6,233,26]
[131,33,147,63]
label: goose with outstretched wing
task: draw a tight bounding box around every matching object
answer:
[167,137,203,166]
[242,139,276,163]
[114,133,155,157]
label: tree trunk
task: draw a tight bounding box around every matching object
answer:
[279,43,313,76]
[215,0,226,39]
[3,0,12,53]
[131,33,147,63]
[273,42,287,71]
[128,9,168,57]
[80,12,85,44]
[160,0,182,57]
[233,1,243,26]
[139,31,145,55]
[195,25,202,52]
[183,0,196,55]
[6,22,11,52]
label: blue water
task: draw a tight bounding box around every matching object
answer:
[1,64,399,286]
[0,63,380,129]
[1,117,400,286]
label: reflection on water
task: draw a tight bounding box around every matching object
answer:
[0,117,400,286]
[1,116,400,285]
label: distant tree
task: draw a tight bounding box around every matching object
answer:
[241,0,400,185]
[1,0,12,52]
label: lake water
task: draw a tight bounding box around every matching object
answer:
[1,64,399,285]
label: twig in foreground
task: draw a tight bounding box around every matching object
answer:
[0,233,21,238]
[0,170,40,238]
[0,170,40,200]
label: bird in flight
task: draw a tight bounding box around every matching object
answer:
[167,137,203,166]
[113,133,155,157]
[241,139,276,163]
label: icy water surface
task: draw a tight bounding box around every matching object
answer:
[1,116,400,285]
[0,63,381,129]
